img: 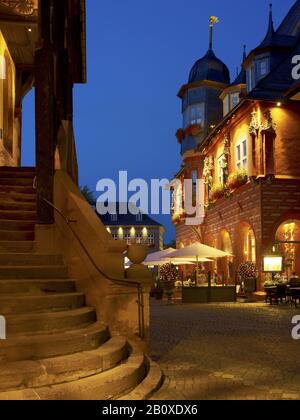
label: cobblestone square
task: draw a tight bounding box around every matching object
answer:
[150,300,300,400]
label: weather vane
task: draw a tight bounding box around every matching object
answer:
[209,16,219,49]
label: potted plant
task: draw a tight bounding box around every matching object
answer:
[209,183,226,203]
[176,129,185,144]
[238,261,258,294]
[227,169,248,192]
[160,263,178,303]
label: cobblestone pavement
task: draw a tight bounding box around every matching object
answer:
[150,300,300,400]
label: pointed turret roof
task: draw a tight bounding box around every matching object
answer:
[259,4,275,48]
[188,48,230,84]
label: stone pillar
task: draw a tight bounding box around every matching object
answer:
[35,0,56,224]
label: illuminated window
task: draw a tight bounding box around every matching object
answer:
[230,93,240,109]
[112,234,118,241]
[223,96,229,116]
[183,104,204,128]
[236,139,248,170]
[217,156,225,185]
[148,233,155,246]
[257,59,269,79]
[247,64,255,92]
[245,230,256,262]
[0,55,6,80]
[124,233,131,245]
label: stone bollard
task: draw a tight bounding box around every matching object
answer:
[126,244,152,281]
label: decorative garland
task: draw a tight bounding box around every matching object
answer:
[238,262,257,280]
[160,263,178,283]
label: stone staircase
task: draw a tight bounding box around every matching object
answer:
[0,167,162,400]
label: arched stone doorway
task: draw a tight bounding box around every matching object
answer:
[238,222,256,264]
[275,220,300,277]
[218,229,233,284]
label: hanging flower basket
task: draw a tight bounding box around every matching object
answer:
[209,183,226,203]
[176,129,185,144]
[227,169,248,192]
[185,124,202,137]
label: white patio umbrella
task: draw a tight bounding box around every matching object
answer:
[167,242,232,260]
[143,248,176,264]
[167,242,232,284]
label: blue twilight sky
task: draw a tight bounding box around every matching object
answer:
[22,0,295,243]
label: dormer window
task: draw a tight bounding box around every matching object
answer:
[136,212,143,222]
[257,58,269,80]
[111,214,118,222]
[247,64,255,92]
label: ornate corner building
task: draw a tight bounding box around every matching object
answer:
[172,2,300,287]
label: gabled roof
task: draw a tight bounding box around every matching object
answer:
[97,203,163,228]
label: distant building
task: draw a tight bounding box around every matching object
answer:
[98,203,165,252]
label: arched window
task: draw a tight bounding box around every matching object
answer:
[0,55,6,80]
[276,220,300,277]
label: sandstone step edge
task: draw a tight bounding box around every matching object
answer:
[0,321,109,362]
[118,355,164,401]
[0,342,147,400]
[0,336,128,392]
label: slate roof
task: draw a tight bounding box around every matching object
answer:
[277,0,300,37]
[97,203,163,227]
[247,35,300,100]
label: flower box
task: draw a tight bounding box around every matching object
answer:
[209,183,226,202]
[227,169,248,192]
[185,124,202,137]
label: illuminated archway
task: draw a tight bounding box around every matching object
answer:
[217,229,233,284]
[275,220,300,277]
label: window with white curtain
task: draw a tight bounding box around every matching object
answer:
[236,139,248,170]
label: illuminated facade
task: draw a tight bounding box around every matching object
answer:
[172,2,300,287]
[98,203,165,252]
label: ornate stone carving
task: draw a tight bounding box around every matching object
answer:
[2,0,34,15]
[203,156,214,189]
[261,110,277,134]
[249,109,276,136]
[249,110,261,136]
[219,134,230,184]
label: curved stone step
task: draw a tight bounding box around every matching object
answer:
[0,242,34,253]
[0,321,109,362]
[0,210,36,221]
[0,343,147,400]
[0,202,36,212]
[0,254,63,266]
[0,230,35,241]
[0,220,36,232]
[0,336,128,392]
[118,356,163,400]
[0,192,36,203]
[0,178,34,187]
[0,265,68,279]
[0,292,85,315]
[0,279,76,294]
[0,167,35,177]
[6,306,96,336]
[0,186,35,195]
